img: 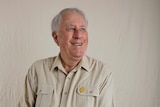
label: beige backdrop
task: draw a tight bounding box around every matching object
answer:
[0,0,159,107]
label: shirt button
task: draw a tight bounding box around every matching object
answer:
[89,91,93,93]
[64,92,68,95]
[67,77,71,80]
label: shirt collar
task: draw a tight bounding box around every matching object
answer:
[51,54,65,72]
[50,54,90,72]
[79,55,89,72]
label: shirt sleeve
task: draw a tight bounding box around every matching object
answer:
[24,69,37,107]
[98,71,114,107]
[19,65,38,107]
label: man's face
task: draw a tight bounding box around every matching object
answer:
[54,12,88,60]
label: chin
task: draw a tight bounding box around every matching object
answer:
[72,53,84,59]
[70,50,86,59]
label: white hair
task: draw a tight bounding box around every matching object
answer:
[51,8,88,33]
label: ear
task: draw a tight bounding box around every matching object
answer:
[52,32,59,46]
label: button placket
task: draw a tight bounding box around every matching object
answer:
[67,77,71,80]
[64,92,68,95]
[59,73,73,107]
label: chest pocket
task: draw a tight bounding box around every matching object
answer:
[76,85,99,107]
[35,85,54,107]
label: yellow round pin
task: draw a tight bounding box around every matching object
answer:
[79,87,85,93]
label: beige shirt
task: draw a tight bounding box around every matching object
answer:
[23,55,114,107]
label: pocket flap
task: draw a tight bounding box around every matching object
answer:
[77,85,99,96]
[37,85,54,95]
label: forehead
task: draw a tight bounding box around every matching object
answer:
[60,11,86,26]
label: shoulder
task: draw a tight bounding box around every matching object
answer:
[27,56,57,75]
[30,56,56,68]
[82,56,112,86]
[85,55,105,66]
[84,55,111,74]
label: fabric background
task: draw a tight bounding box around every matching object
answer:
[0,0,159,107]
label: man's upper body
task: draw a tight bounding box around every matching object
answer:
[24,54,113,107]
[20,8,114,107]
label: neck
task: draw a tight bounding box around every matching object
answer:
[60,54,82,73]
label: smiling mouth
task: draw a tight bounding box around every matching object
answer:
[71,43,83,46]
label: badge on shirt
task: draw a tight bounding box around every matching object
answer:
[79,87,85,93]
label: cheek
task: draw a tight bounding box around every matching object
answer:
[84,34,88,42]
[58,35,70,45]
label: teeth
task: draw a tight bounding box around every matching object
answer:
[72,43,82,46]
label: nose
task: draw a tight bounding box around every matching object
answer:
[73,29,82,39]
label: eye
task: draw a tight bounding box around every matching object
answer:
[80,27,86,32]
[70,27,75,30]
[66,26,75,31]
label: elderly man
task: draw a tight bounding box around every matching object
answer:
[23,8,114,107]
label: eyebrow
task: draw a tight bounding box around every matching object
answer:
[66,24,86,28]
